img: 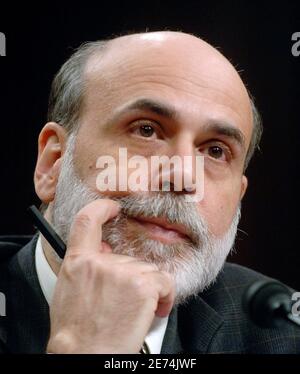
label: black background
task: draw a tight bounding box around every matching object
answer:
[0,1,299,289]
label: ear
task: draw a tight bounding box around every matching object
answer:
[240,175,248,200]
[34,122,68,203]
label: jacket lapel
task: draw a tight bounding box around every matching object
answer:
[161,295,224,354]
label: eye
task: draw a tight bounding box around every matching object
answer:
[208,145,225,159]
[130,121,161,139]
[139,124,155,137]
[199,143,231,162]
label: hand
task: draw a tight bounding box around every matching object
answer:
[46,199,175,353]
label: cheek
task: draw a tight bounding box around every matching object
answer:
[92,152,151,195]
[74,136,120,182]
[78,151,148,198]
[198,180,241,237]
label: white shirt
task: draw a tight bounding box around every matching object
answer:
[35,235,168,353]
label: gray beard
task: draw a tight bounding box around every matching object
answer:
[52,133,241,305]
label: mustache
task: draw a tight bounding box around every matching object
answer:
[107,192,209,247]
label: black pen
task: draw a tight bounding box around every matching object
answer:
[28,205,66,259]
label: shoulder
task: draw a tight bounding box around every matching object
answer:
[201,263,300,353]
[218,261,271,285]
[0,236,32,353]
[0,235,37,285]
[0,235,34,263]
[0,234,41,353]
[201,262,273,312]
[200,263,268,321]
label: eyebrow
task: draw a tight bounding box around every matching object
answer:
[203,122,246,151]
[116,98,177,119]
[110,97,246,150]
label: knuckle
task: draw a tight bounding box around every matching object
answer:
[129,274,159,301]
[61,257,79,279]
[129,276,148,295]
[98,198,119,212]
[63,253,101,277]
[148,263,159,272]
[161,271,174,284]
[73,213,92,230]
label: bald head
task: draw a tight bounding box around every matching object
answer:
[48,31,262,169]
[100,31,247,92]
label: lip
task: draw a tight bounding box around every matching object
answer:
[130,216,190,244]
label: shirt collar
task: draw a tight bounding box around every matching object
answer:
[35,235,168,354]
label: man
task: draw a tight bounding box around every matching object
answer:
[0,31,299,354]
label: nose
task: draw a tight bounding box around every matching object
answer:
[150,136,201,195]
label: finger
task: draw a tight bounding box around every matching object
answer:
[156,292,175,318]
[147,271,175,318]
[67,199,120,255]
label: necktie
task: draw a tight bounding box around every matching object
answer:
[140,341,150,354]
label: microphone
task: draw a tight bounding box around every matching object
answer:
[242,279,300,328]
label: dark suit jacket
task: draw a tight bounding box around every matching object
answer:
[0,235,299,353]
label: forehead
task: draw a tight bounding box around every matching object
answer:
[82,34,253,145]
